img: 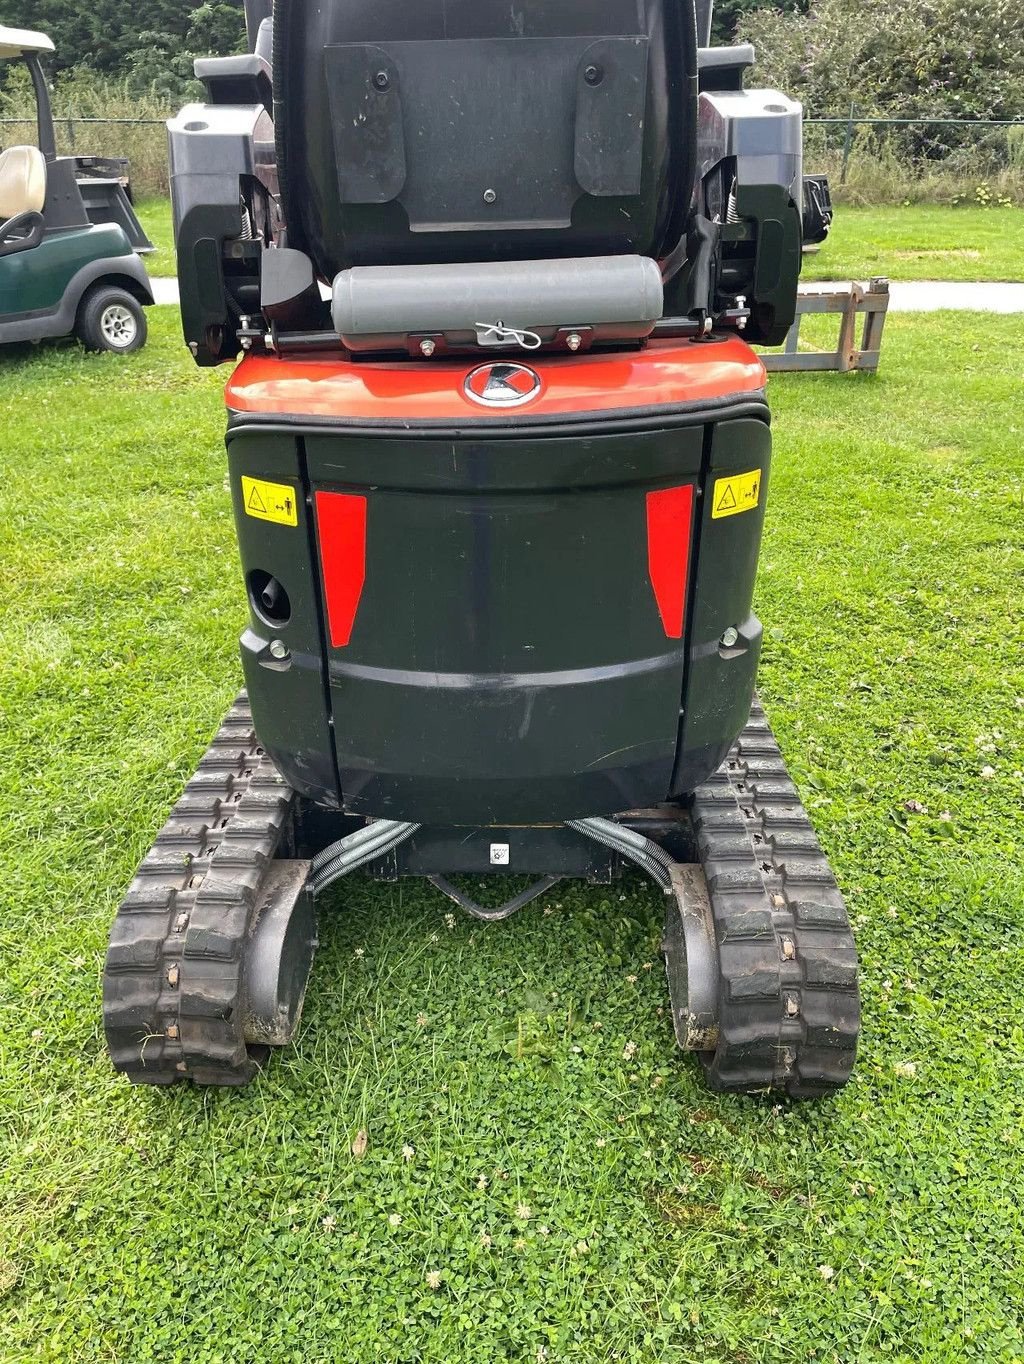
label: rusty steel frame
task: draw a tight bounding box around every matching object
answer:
[763,278,891,374]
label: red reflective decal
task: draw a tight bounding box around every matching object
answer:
[315,491,367,647]
[645,485,694,639]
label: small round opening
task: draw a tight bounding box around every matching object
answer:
[248,570,291,627]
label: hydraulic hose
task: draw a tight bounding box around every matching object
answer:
[311,820,421,896]
[566,817,675,892]
[312,821,418,880]
[310,819,412,876]
[583,816,677,871]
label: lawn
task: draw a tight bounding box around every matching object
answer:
[804,204,1024,283]
[134,196,177,279]
[1,310,1023,1362]
[133,199,1024,284]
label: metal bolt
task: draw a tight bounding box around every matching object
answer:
[720,626,739,648]
[784,994,800,1017]
[781,937,796,960]
[373,70,390,90]
[419,338,436,357]
[584,64,603,85]
[482,188,497,205]
[176,1061,188,1073]
[174,912,190,932]
[566,332,582,352]
[166,1023,179,1040]
[269,639,289,660]
[167,964,180,988]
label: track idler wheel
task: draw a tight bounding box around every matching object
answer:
[662,865,720,1051]
[244,864,318,1048]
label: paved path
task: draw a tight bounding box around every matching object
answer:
[151,278,182,306]
[150,277,1024,313]
[801,279,1024,314]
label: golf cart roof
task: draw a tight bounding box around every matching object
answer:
[0,26,55,58]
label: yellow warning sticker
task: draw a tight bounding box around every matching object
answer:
[241,476,298,527]
[711,469,761,520]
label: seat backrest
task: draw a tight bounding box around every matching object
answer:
[0,145,46,222]
[254,16,273,66]
[273,0,698,281]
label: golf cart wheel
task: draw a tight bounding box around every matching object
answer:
[77,285,147,355]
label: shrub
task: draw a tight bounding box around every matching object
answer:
[0,74,173,195]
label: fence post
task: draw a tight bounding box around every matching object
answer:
[66,114,75,152]
[840,101,855,185]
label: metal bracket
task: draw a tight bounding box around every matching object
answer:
[763,278,890,373]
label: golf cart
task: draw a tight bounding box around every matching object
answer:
[0,26,153,353]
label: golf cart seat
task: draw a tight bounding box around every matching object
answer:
[0,144,46,216]
[0,143,46,256]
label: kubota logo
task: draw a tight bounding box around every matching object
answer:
[463,362,542,408]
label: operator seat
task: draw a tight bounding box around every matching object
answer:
[0,144,46,224]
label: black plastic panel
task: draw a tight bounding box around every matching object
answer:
[227,432,340,808]
[326,35,649,225]
[672,416,771,793]
[229,397,770,824]
[574,38,650,197]
[325,45,406,205]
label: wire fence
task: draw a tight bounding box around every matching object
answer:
[806,111,1024,188]
[0,114,172,193]
[3,112,1024,200]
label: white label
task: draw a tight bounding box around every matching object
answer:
[489,843,510,866]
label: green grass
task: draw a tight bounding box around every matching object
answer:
[2,311,1024,1362]
[134,196,177,279]
[805,204,1024,283]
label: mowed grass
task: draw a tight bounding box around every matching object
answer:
[805,204,1024,283]
[134,196,177,279]
[1,310,1023,1363]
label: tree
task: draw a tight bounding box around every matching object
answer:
[0,0,245,82]
[712,0,808,45]
[741,0,1024,120]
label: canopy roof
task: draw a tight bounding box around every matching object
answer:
[0,26,55,58]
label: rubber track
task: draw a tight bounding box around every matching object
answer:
[103,695,297,1086]
[690,699,860,1097]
